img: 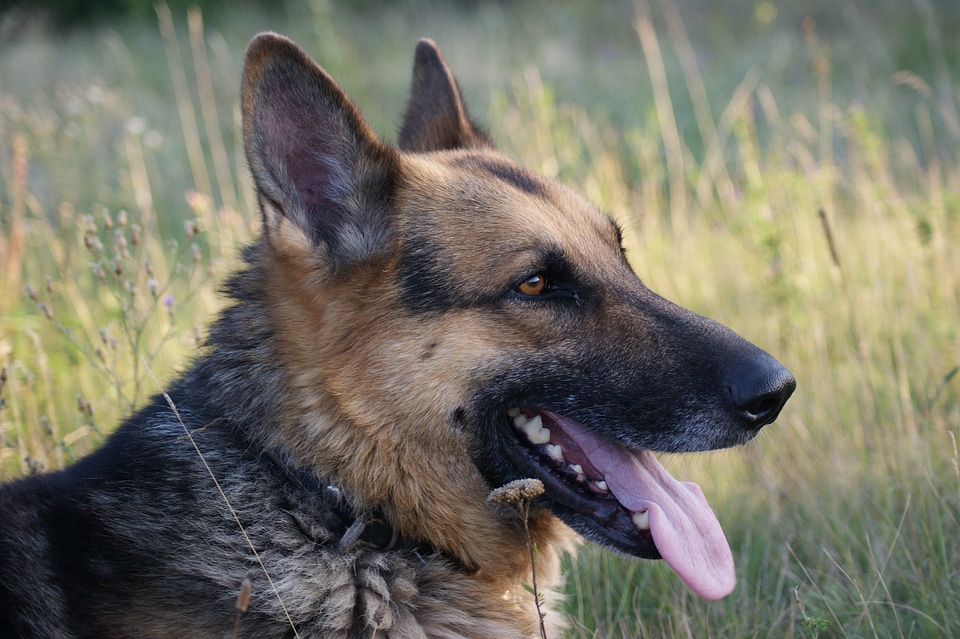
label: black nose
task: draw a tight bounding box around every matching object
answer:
[729,357,796,430]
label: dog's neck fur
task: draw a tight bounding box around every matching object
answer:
[194,236,573,600]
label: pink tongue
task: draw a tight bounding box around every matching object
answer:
[552,414,736,600]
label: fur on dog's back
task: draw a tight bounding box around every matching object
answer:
[0,32,794,638]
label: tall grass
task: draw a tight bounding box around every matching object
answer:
[1,1,958,637]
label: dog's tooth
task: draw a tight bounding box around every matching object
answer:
[545,444,564,463]
[528,425,551,444]
[632,509,650,531]
[507,408,522,418]
[513,413,529,428]
[590,480,609,493]
[569,463,583,475]
[521,415,551,444]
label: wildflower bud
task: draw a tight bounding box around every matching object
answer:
[192,244,201,264]
[116,209,127,227]
[95,348,105,362]
[39,303,54,321]
[131,224,141,247]
[93,264,106,282]
[99,327,108,343]
[184,220,196,237]
[103,212,113,231]
[84,234,94,249]
[27,457,45,475]
[1,366,8,383]
[25,285,38,302]
[45,276,54,294]
[148,279,159,297]
[113,256,124,276]
[144,258,153,276]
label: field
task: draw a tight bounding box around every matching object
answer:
[1,0,958,636]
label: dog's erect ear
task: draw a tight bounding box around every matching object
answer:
[398,38,493,152]
[242,33,398,264]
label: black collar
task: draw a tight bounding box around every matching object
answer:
[265,449,437,560]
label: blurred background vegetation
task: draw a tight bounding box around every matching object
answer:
[1,0,958,637]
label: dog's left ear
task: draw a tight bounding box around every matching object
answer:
[398,38,493,152]
[242,33,398,266]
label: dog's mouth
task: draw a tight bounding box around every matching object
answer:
[500,407,736,600]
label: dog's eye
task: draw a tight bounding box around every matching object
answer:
[516,274,548,296]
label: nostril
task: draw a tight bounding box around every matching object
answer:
[731,368,796,430]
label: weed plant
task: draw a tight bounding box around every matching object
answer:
[1,1,958,637]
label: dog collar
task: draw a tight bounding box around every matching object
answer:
[265,448,437,560]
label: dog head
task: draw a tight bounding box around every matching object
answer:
[239,33,794,599]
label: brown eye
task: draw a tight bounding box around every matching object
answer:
[517,274,547,296]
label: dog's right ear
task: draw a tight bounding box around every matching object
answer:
[398,38,493,152]
[242,33,398,266]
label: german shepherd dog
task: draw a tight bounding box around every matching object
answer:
[0,34,795,638]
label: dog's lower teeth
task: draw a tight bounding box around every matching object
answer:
[569,464,583,475]
[519,414,551,444]
[632,509,650,531]
[545,444,564,463]
[590,480,609,493]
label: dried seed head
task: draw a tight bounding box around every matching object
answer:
[131,224,141,247]
[45,276,54,294]
[487,478,545,506]
[113,256,124,276]
[236,578,251,613]
[103,212,113,231]
[116,209,127,227]
[25,285,38,302]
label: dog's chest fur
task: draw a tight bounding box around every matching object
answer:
[49,412,565,639]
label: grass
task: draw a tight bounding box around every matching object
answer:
[1,0,959,637]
